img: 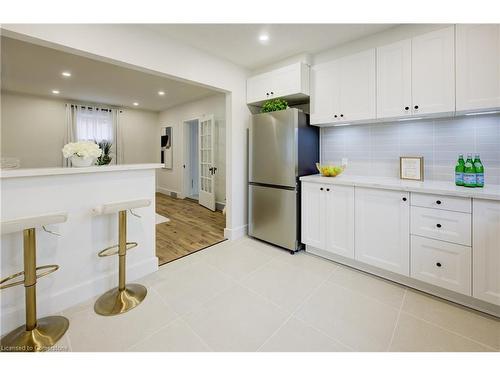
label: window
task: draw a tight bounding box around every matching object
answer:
[75,106,114,142]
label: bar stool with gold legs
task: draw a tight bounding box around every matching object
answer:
[92,199,151,316]
[0,213,69,352]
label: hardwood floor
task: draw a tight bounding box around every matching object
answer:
[155,193,226,265]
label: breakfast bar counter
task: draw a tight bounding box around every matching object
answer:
[1,164,162,335]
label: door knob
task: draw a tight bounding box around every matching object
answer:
[404,106,409,110]
[320,187,324,191]
[414,105,419,109]
[402,197,407,202]
[334,115,338,118]
[436,200,442,205]
[436,223,442,228]
[436,262,442,268]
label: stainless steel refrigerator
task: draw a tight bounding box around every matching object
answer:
[248,108,319,253]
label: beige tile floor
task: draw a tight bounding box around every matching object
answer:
[57,237,499,352]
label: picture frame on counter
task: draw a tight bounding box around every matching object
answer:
[400,156,424,181]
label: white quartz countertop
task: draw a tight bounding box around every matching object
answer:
[0,163,164,179]
[300,174,500,201]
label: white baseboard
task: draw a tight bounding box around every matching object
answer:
[156,186,182,198]
[306,245,500,318]
[0,257,158,335]
[224,225,247,240]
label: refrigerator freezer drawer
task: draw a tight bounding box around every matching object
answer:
[248,184,297,250]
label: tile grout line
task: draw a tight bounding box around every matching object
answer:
[386,288,407,351]
[400,309,499,352]
[178,316,215,352]
[255,265,342,352]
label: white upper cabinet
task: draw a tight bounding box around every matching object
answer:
[355,187,410,276]
[338,49,377,123]
[310,49,376,125]
[456,24,500,112]
[473,199,500,306]
[246,62,310,105]
[411,27,455,116]
[310,60,340,125]
[376,39,412,119]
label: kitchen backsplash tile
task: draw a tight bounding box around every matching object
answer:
[320,114,500,185]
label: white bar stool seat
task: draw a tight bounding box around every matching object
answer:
[92,199,151,316]
[0,212,69,352]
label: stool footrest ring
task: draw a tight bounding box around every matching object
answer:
[0,264,60,290]
[98,242,138,257]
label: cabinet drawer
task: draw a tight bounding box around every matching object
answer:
[411,206,471,246]
[411,235,471,295]
[411,192,471,213]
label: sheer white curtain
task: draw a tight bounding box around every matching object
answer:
[64,104,123,166]
[75,106,113,142]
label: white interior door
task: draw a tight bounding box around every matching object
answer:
[198,114,216,211]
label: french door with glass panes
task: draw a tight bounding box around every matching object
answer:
[198,114,216,211]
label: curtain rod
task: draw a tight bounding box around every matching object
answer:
[69,104,123,113]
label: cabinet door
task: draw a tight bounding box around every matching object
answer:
[412,27,455,115]
[339,49,377,122]
[301,182,325,249]
[271,63,303,99]
[247,72,271,104]
[355,187,410,276]
[473,199,500,306]
[456,24,500,112]
[310,60,340,125]
[377,39,412,119]
[324,185,355,258]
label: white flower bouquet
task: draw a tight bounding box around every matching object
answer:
[62,141,102,167]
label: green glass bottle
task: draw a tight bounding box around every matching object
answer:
[474,153,484,188]
[455,154,465,186]
[463,153,476,188]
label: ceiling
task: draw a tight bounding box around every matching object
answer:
[145,24,397,70]
[1,37,218,111]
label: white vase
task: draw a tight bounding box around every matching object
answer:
[71,155,94,167]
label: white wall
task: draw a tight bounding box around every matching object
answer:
[0,24,250,238]
[1,91,160,167]
[157,93,226,205]
[119,108,160,164]
[1,92,66,168]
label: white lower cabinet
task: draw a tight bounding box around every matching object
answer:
[301,181,500,310]
[324,184,355,258]
[411,235,472,295]
[354,187,410,276]
[301,182,324,249]
[301,182,354,258]
[473,199,500,306]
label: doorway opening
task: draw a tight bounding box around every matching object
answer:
[155,109,226,266]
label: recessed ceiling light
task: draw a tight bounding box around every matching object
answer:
[61,71,72,77]
[52,90,60,94]
[158,91,165,96]
[259,34,269,42]
[133,102,139,106]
